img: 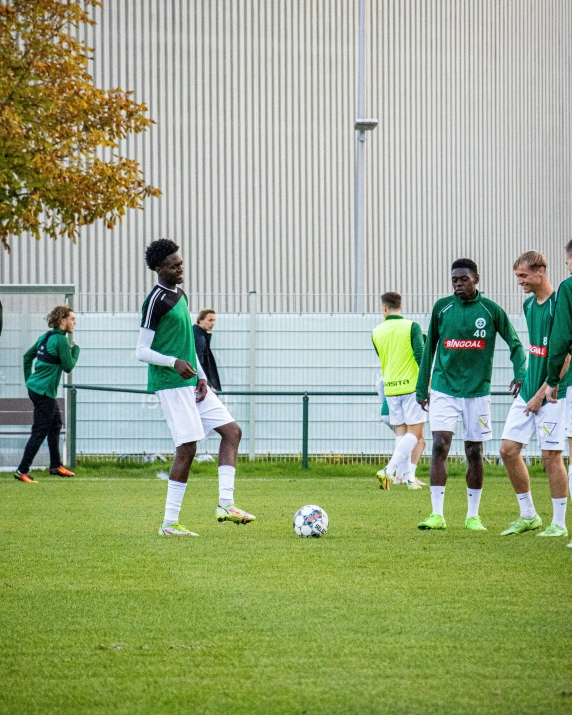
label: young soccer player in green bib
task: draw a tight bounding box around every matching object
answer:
[136,239,255,536]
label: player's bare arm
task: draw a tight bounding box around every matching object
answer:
[524,384,546,416]
[195,378,208,403]
[174,359,197,379]
[523,361,568,415]
[544,354,570,403]
[545,385,558,403]
[509,379,522,398]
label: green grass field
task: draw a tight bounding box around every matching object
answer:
[1,460,571,715]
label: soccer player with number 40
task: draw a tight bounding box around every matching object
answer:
[415,259,526,532]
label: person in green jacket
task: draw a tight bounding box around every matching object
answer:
[544,240,572,548]
[499,251,569,539]
[415,258,526,532]
[545,240,572,396]
[15,305,80,483]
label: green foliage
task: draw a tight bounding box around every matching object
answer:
[0,0,160,251]
[1,462,571,714]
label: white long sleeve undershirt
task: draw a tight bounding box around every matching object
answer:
[376,366,385,403]
[376,376,385,403]
[136,327,207,380]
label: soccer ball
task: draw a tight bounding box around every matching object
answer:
[293,505,328,538]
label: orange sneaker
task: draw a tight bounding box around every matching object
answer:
[14,471,38,483]
[49,465,75,477]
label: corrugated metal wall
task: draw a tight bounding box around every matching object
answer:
[2,1,572,312]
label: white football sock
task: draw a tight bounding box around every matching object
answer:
[568,466,572,500]
[218,465,236,506]
[394,434,407,481]
[163,480,187,527]
[387,433,417,476]
[403,461,417,483]
[394,436,404,479]
[552,497,567,528]
[430,485,445,517]
[517,491,536,520]
[466,488,483,519]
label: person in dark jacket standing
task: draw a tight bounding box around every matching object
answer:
[15,305,80,482]
[193,309,222,391]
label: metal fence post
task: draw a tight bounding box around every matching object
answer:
[69,387,77,468]
[302,393,309,470]
[248,291,257,461]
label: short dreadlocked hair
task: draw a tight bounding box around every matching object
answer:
[145,239,179,270]
[451,258,478,276]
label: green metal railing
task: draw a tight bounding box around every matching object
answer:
[64,384,511,470]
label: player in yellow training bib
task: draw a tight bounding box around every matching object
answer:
[372,292,426,491]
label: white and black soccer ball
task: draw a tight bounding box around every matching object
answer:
[293,505,328,538]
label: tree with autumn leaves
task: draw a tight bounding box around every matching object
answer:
[0,0,160,252]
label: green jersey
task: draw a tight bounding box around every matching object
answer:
[141,285,198,392]
[546,277,572,387]
[416,292,526,400]
[23,328,80,399]
[521,293,568,403]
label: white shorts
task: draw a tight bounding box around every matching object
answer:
[501,395,566,450]
[429,390,492,441]
[380,414,392,428]
[386,392,427,426]
[566,385,572,438]
[157,386,235,447]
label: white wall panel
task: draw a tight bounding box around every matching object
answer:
[0,310,532,460]
[366,0,572,313]
[1,1,571,314]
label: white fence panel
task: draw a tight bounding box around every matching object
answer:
[1,308,542,462]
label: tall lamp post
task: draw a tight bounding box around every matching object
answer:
[354,0,377,312]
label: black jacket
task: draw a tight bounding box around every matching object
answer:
[193,324,222,391]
